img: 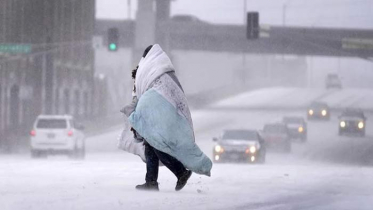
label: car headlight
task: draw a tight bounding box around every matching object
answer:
[321,110,327,116]
[308,109,314,115]
[298,126,304,133]
[249,146,256,154]
[245,146,257,154]
[340,121,346,128]
[214,155,220,161]
[358,121,364,129]
[215,145,224,153]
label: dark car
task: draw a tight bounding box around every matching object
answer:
[307,102,330,120]
[212,129,266,163]
[282,116,307,142]
[339,109,367,137]
[261,123,291,153]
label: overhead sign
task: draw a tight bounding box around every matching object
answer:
[260,24,271,38]
[342,38,373,50]
[0,44,31,54]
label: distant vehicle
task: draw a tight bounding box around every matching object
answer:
[326,73,342,89]
[30,115,86,159]
[261,123,291,153]
[170,15,208,24]
[339,109,367,137]
[307,101,330,120]
[212,129,266,163]
[282,116,307,142]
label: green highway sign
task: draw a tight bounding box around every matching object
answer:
[0,44,32,54]
[342,38,373,50]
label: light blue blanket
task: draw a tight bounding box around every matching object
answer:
[129,89,212,176]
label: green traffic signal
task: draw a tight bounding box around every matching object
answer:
[109,43,117,51]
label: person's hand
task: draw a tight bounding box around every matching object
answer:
[130,127,137,137]
[131,127,144,143]
[132,66,138,79]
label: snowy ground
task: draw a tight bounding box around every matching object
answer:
[1,88,373,210]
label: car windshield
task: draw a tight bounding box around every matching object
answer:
[310,102,328,108]
[264,125,286,133]
[342,110,364,118]
[36,119,67,129]
[222,130,258,140]
[283,117,303,124]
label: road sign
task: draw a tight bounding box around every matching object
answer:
[0,44,31,54]
[342,38,373,50]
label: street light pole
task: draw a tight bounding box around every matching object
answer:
[283,0,294,26]
[127,0,131,19]
[242,0,247,84]
[283,4,287,26]
[244,0,247,24]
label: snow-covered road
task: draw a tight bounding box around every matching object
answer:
[1,88,373,210]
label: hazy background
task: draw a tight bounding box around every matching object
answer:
[1,1,373,209]
[96,0,373,89]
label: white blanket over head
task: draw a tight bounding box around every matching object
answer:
[135,44,174,99]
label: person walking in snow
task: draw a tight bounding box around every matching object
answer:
[121,44,212,191]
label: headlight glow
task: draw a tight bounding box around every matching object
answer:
[298,126,304,133]
[358,121,364,129]
[340,121,346,128]
[215,145,224,153]
[321,110,327,116]
[250,156,255,162]
[215,155,220,161]
[249,146,256,154]
[308,109,314,115]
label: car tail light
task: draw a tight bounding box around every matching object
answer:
[68,130,73,137]
[30,130,36,136]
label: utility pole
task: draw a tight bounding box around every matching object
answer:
[282,4,287,26]
[128,0,131,19]
[283,0,294,26]
[242,0,247,84]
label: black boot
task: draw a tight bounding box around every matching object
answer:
[175,170,192,191]
[135,181,159,191]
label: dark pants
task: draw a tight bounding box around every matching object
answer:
[145,142,187,182]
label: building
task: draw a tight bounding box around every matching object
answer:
[0,0,96,150]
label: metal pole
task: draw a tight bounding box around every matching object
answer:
[242,0,247,84]
[282,4,286,60]
[283,4,286,26]
[244,0,247,24]
[128,0,131,19]
[308,56,313,88]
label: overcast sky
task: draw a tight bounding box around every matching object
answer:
[96,0,373,29]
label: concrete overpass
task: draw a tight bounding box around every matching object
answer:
[96,19,373,59]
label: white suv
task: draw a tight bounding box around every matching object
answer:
[30,115,85,159]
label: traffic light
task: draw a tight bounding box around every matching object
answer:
[247,12,259,40]
[108,27,119,51]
